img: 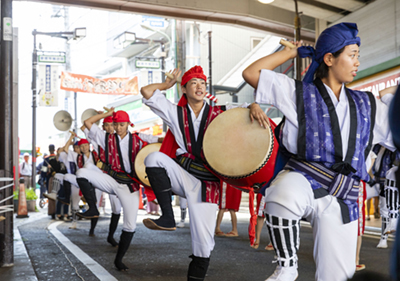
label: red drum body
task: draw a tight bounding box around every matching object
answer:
[203,108,278,192]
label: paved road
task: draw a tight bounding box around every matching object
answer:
[13,207,393,281]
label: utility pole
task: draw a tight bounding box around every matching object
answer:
[0,0,14,266]
[294,0,302,80]
[208,31,214,106]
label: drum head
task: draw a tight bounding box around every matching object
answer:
[203,108,273,178]
[134,143,162,187]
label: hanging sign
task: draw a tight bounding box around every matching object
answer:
[60,71,139,95]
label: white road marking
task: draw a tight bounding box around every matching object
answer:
[48,221,117,281]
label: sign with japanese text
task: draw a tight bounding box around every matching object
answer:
[60,71,139,95]
[38,64,59,106]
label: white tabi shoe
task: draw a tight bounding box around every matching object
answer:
[43,192,57,201]
[377,238,388,249]
[177,221,185,228]
[384,217,398,235]
[265,265,298,281]
[69,221,77,229]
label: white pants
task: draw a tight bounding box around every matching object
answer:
[145,152,218,258]
[76,162,139,232]
[53,173,65,193]
[366,183,380,200]
[95,189,103,208]
[64,174,81,212]
[264,170,357,281]
[109,194,122,215]
[179,196,188,209]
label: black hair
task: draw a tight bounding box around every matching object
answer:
[315,46,346,79]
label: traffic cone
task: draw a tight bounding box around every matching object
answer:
[16,178,29,218]
[139,186,144,210]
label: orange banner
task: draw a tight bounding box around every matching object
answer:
[60,71,139,95]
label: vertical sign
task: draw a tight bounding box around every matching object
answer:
[38,64,59,106]
[3,17,12,41]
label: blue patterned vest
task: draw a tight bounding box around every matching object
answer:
[288,79,376,223]
[372,144,398,180]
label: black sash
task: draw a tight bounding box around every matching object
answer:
[175,155,219,182]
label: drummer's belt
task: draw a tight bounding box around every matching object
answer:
[175,155,219,182]
[96,160,136,186]
[285,158,360,203]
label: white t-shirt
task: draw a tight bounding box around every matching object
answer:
[19,161,32,176]
[255,70,395,158]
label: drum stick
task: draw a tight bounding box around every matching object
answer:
[103,106,111,112]
[279,39,296,49]
[69,130,81,139]
[165,72,182,84]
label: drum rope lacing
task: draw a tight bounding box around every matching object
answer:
[0,177,14,215]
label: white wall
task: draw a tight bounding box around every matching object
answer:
[332,0,400,71]
[197,23,267,104]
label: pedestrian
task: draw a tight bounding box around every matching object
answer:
[243,22,395,281]
[215,181,242,237]
[251,193,273,250]
[177,196,188,228]
[19,153,32,189]
[37,153,48,199]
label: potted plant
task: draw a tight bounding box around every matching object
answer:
[14,188,38,212]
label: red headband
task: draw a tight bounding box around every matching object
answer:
[181,66,207,86]
[78,139,89,146]
[103,116,113,123]
[113,111,134,127]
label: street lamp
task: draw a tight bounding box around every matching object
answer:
[140,24,171,46]
[113,31,136,49]
[31,27,86,189]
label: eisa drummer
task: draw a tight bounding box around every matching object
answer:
[140,66,254,280]
[243,23,395,281]
[75,110,160,271]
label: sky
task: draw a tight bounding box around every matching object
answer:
[14,2,115,152]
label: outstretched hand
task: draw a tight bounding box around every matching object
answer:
[249,103,270,129]
[69,130,77,139]
[104,107,115,117]
[165,69,182,88]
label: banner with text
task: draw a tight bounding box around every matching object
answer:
[60,71,139,95]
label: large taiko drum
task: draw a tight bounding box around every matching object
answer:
[203,108,278,192]
[134,143,162,187]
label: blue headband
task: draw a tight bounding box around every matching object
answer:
[298,22,361,83]
[74,141,79,146]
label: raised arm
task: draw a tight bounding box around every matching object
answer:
[140,69,182,100]
[84,108,114,130]
[63,132,76,154]
[242,41,301,89]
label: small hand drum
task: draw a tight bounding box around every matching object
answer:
[134,143,162,187]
